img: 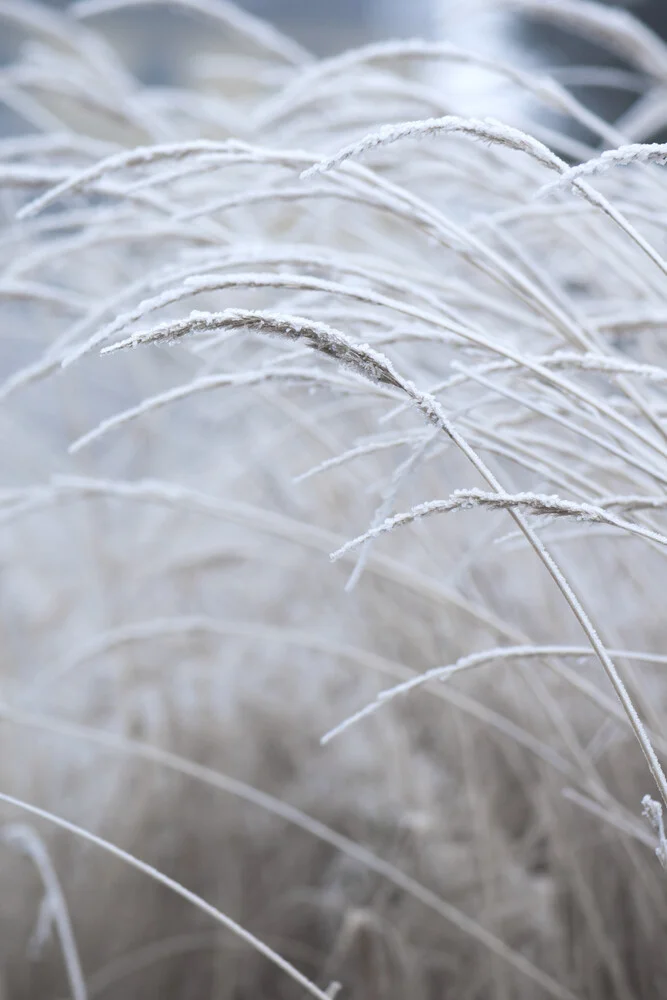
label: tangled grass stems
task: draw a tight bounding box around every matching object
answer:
[93,266,667,474]
[451,362,667,489]
[7,1,667,994]
[304,112,667,291]
[93,285,667,806]
[0,705,578,999]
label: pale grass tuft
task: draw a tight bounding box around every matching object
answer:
[3,1,667,998]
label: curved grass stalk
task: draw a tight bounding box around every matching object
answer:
[0,705,578,999]
[0,789,332,1000]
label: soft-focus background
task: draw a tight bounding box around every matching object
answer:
[5,0,667,125]
[4,1,667,999]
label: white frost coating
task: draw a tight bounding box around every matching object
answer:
[301,114,566,180]
[16,139,248,219]
[330,489,667,562]
[538,142,667,197]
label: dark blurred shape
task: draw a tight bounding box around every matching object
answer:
[515,1,667,134]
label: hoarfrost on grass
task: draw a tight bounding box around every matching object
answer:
[3,0,667,998]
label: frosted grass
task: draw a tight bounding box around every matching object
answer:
[3,1,667,998]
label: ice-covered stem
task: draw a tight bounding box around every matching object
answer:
[641,795,667,869]
[330,489,667,559]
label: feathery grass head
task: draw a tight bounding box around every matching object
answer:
[3,1,667,998]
